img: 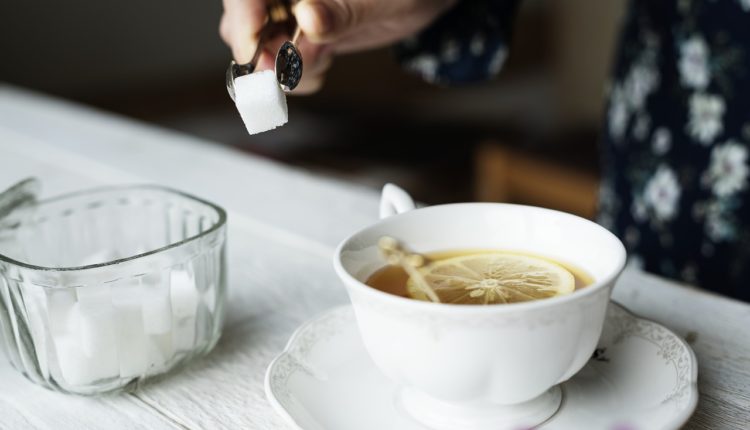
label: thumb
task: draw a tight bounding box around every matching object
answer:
[294,0,404,43]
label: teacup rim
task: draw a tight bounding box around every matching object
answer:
[333,202,627,314]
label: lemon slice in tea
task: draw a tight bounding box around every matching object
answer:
[406,252,575,304]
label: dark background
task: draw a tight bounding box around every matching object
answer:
[0,0,626,214]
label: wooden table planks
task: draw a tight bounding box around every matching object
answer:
[0,85,748,429]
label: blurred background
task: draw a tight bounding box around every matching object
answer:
[0,0,626,218]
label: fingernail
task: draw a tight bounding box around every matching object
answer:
[232,30,256,64]
[296,1,334,38]
[233,46,253,64]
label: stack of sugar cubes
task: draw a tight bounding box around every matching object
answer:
[234,70,289,135]
[31,261,214,389]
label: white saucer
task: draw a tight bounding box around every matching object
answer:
[265,302,698,430]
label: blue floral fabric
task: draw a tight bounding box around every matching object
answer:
[395,1,520,85]
[398,0,750,301]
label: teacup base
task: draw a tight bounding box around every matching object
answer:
[397,386,562,430]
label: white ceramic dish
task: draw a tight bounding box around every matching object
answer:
[333,184,628,428]
[265,302,698,430]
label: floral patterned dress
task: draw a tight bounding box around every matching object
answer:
[397,0,750,301]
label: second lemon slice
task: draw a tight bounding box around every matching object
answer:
[407,252,575,304]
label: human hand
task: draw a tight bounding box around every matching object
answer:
[220,0,457,94]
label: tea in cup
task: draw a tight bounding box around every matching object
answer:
[333,184,627,429]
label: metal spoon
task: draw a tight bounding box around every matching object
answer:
[225,0,296,101]
[377,236,440,303]
[225,20,274,102]
[275,27,303,92]
[226,0,303,100]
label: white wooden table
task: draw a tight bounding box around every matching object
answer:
[0,85,748,430]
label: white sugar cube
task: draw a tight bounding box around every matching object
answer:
[146,333,174,373]
[141,274,172,335]
[110,280,149,378]
[46,289,77,336]
[113,302,149,378]
[54,336,105,386]
[170,269,199,351]
[76,288,118,360]
[234,70,288,135]
[54,304,119,386]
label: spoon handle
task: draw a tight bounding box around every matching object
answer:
[291,26,303,46]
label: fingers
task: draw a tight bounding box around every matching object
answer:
[219,13,232,45]
[221,0,267,63]
[293,1,336,43]
[330,18,431,54]
[294,76,326,95]
[294,0,422,43]
[292,42,334,95]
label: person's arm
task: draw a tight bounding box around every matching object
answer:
[220,0,458,94]
[395,0,521,85]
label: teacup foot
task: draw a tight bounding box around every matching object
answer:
[397,386,562,430]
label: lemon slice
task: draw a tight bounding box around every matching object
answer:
[407,252,575,304]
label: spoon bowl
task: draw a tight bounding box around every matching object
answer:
[275,40,303,91]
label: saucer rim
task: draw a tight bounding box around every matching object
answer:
[264,301,700,430]
[264,307,343,430]
[607,300,700,429]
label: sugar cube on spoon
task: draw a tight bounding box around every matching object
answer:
[233,70,288,135]
[226,0,304,136]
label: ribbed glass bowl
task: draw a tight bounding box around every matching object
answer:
[0,184,227,395]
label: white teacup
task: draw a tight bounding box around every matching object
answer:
[333,184,627,430]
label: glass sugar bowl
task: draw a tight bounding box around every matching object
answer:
[0,180,227,395]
